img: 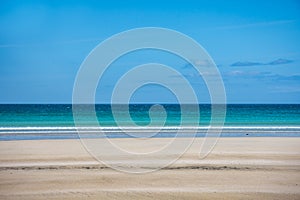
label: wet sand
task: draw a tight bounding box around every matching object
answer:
[0,138,299,199]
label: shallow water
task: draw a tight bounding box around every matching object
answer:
[0,104,299,140]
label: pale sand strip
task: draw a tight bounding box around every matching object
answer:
[0,138,299,199]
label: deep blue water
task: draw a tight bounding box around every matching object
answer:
[0,104,299,140]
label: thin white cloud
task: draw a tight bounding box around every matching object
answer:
[0,37,103,48]
[215,19,296,30]
[269,86,300,93]
[0,44,25,48]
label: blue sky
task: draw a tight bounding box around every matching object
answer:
[0,0,299,103]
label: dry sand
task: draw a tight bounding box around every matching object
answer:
[0,137,299,199]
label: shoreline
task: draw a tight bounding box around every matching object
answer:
[1,134,300,141]
[1,125,300,140]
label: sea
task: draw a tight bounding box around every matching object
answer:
[0,104,299,140]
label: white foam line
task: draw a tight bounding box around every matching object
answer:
[1,126,300,131]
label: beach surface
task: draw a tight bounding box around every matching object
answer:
[0,137,299,199]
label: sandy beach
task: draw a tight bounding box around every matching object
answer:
[0,137,299,199]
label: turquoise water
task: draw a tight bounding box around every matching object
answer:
[0,104,299,140]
